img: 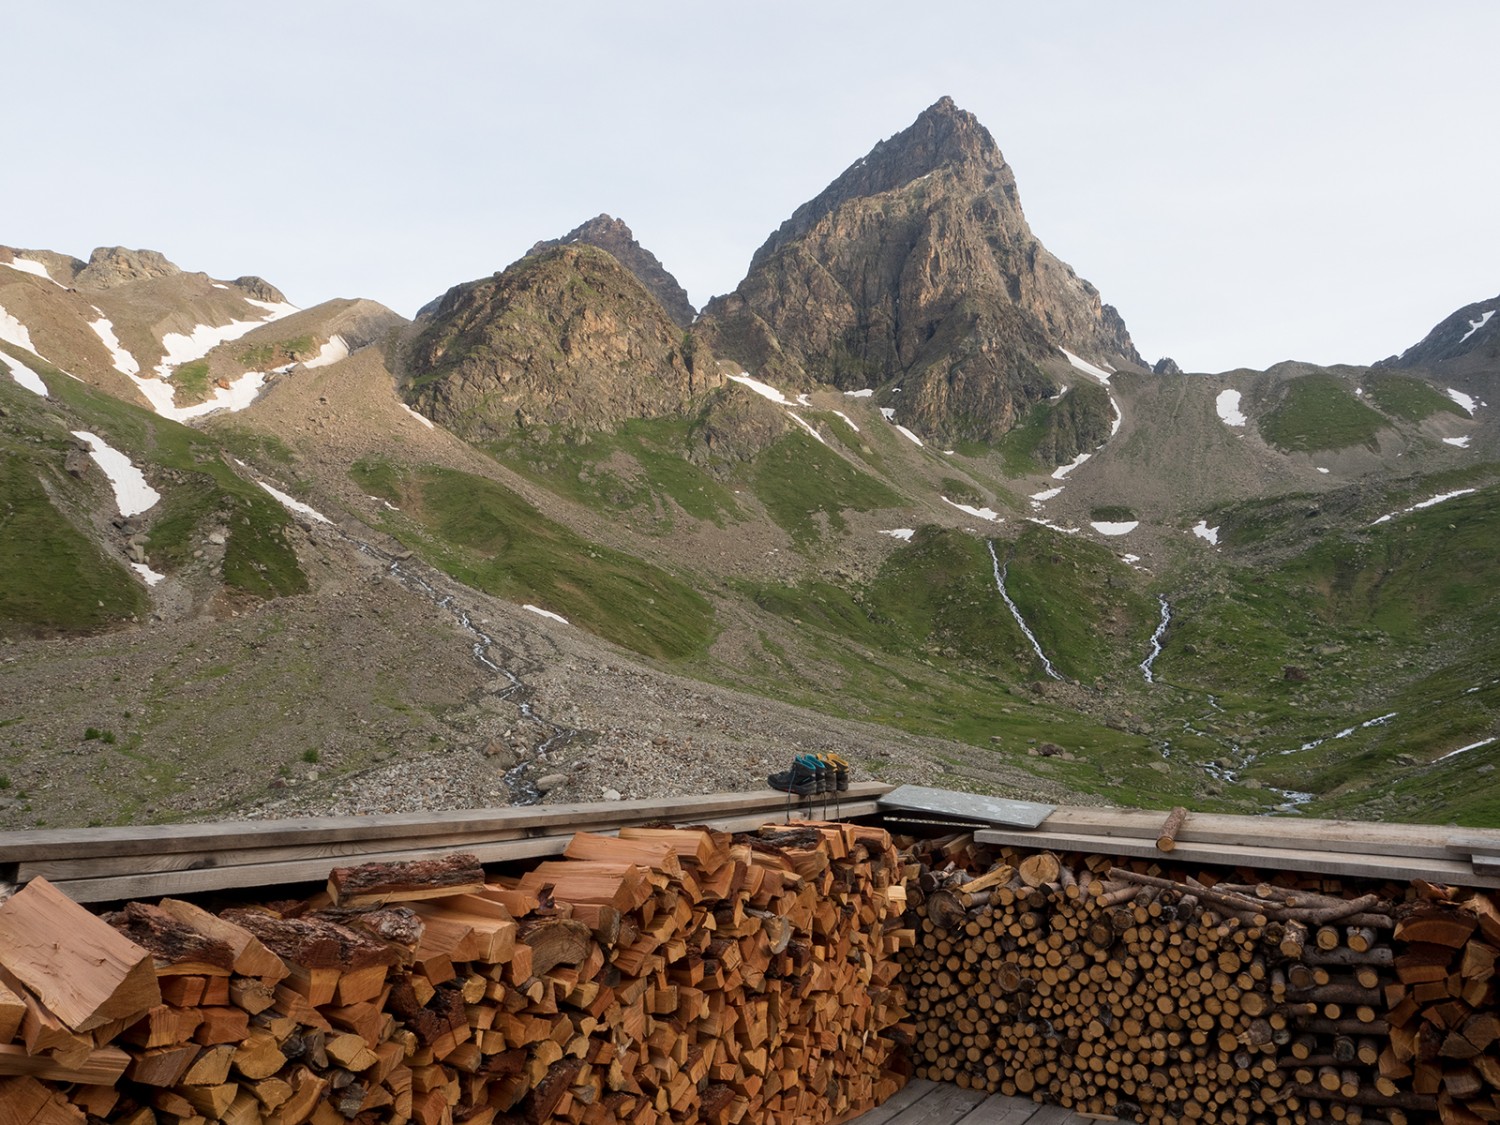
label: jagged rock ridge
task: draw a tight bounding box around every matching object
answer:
[529,215,696,329]
[701,96,1142,446]
[1385,293,1500,369]
[404,245,715,439]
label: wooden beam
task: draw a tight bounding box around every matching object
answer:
[38,800,881,903]
[0,784,891,861]
[971,826,1500,888]
[1031,806,1499,861]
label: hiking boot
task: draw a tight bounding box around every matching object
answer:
[768,758,819,796]
[822,753,850,791]
[798,753,829,793]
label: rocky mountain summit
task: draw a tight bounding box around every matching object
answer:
[701,96,1142,446]
[528,215,696,329]
[403,245,716,439]
[1386,293,1500,371]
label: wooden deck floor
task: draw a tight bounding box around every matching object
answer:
[849,1079,1091,1125]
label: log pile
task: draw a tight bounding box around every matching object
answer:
[0,821,911,1125]
[898,833,1499,1125]
[1384,884,1500,1124]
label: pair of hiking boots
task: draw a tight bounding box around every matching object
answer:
[768,752,849,796]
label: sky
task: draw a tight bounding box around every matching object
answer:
[7,2,1498,373]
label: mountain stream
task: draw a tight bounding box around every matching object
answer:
[987,541,1061,680]
[354,540,580,804]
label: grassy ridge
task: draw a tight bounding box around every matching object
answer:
[350,461,716,661]
[490,417,741,531]
[1258,374,1388,451]
[752,432,905,547]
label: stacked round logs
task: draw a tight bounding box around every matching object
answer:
[896,835,1467,1125]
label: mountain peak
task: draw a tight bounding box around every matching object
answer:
[528,214,695,328]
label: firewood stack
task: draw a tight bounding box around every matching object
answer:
[0,821,912,1125]
[897,833,1499,1125]
[1384,884,1500,1124]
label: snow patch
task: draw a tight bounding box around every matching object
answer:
[879,407,895,420]
[156,319,270,377]
[942,497,1000,522]
[728,371,796,406]
[880,528,915,541]
[523,604,570,625]
[1192,521,1220,546]
[1060,348,1112,383]
[132,369,268,422]
[0,301,36,353]
[785,411,826,444]
[1447,388,1478,415]
[1316,467,1330,474]
[1121,553,1141,564]
[244,298,299,319]
[795,393,812,407]
[1030,487,1064,503]
[301,335,348,369]
[1091,521,1139,536]
[401,403,435,429]
[257,481,331,524]
[1052,452,1090,480]
[3,257,63,286]
[893,424,924,447]
[1436,736,1497,762]
[1215,389,1247,427]
[1444,436,1471,448]
[1410,488,1476,511]
[832,410,860,432]
[88,315,140,377]
[1,351,48,396]
[71,431,161,516]
[843,388,874,398]
[1026,518,1080,535]
[1460,309,1495,343]
[131,562,166,586]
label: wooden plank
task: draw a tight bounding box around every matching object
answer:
[881,1082,987,1125]
[840,1078,938,1125]
[1037,806,1480,861]
[1446,832,1500,858]
[43,801,881,903]
[15,826,529,883]
[959,1094,1051,1124]
[1019,1107,1084,1125]
[972,826,1500,888]
[878,785,1053,829]
[0,784,891,861]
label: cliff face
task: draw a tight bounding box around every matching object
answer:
[404,245,714,439]
[528,215,696,329]
[701,97,1141,445]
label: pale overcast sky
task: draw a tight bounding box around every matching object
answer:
[7,2,1497,373]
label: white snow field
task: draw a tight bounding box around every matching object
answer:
[1215,389,1247,427]
[71,431,161,517]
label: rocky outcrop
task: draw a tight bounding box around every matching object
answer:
[1153,357,1183,376]
[529,215,696,329]
[403,246,716,439]
[1384,293,1500,369]
[700,97,1142,447]
[231,275,289,304]
[76,247,184,289]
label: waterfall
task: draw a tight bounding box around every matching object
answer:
[987,540,1061,680]
[1140,595,1170,683]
